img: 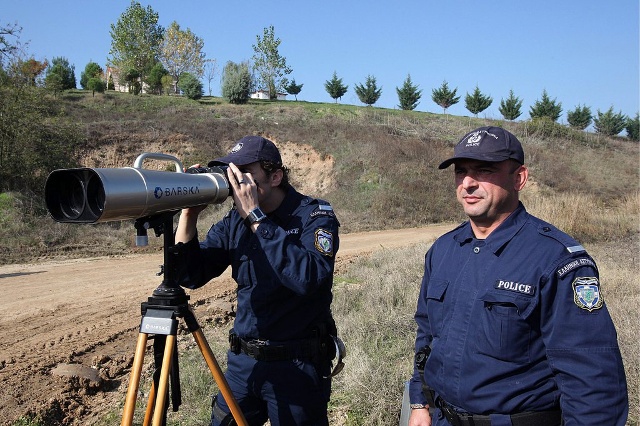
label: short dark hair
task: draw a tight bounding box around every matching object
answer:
[260,160,290,188]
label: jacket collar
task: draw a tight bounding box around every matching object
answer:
[453,202,528,254]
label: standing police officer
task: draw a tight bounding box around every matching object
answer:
[174,136,342,425]
[409,126,628,426]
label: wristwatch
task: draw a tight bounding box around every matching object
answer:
[410,403,428,410]
[244,207,267,228]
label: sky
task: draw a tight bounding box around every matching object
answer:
[3,0,639,123]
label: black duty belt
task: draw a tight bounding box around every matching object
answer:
[230,332,321,362]
[436,397,562,426]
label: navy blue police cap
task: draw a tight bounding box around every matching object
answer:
[438,126,524,169]
[209,136,282,167]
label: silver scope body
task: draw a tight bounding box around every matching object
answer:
[45,153,230,223]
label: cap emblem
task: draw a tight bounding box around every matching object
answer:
[465,130,499,147]
[230,143,243,153]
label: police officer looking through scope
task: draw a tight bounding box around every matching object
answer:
[409,126,628,426]
[174,136,342,426]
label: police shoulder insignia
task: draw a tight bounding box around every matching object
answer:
[556,257,597,278]
[572,277,604,312]
[314,228,334,256]
[310,204,335,219]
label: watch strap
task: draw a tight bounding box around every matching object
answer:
[243,207,266,228]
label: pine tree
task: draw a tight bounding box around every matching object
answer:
[284,78,303,100]
[464,85,492,117]
[626,113,639,141]
[529,89,562,122]
[354,75,382,106]
[499,90,523,121]
[593,107,628,136]
[431,80,460,114]
[566,104,592,130]
[396,74,422,111]
[324,71,348,103]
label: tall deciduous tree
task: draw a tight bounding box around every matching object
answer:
[204,59,218,96]
[529,89,562,122]
[159,21,205,94]
[499,89,523,121]
[464,85,492,117]
[108,1,164,92]
[566,104,592,130]
[324,71,348,103]
[396,74,422,111]
[431,80,460,114]
[284,78,303,100]
[593,106,627,136]
[221,60,251,104]
[252,25,292,100]
[355,75,382,106]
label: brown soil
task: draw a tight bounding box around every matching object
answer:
[0,224,454,425]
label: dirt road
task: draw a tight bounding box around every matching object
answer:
[0,224,454,425]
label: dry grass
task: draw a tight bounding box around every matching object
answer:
[328,232,639,425]
[521,190,640,243]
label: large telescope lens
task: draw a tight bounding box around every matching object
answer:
[45,154,231,223]
[45,169,86,221]
[85,172,106,219]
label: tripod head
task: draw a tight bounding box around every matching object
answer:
[134,211,189,304]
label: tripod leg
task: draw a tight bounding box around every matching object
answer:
[192,328,249,426]
[143,381,156,426]
[121,332,149,426]
[152,334,176,426]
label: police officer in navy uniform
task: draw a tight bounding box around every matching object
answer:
[174,136,341,425]
[409,127,628,426]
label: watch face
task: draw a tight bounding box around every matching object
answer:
[249,208,266,222]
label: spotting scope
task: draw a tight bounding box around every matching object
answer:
[45,153,230,223]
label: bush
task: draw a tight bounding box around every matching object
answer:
[178,72,203,100]
[221,61,251,104]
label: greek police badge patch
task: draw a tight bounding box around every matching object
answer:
[314,229,334,256]
[572,277,604,311]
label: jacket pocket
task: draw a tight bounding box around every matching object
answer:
[475,290,536,363]
[425,279,449,337]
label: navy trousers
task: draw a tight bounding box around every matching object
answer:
[212,350,332,426]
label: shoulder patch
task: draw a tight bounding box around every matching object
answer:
[556,258,597,278]
[314,228,334,256]
[310,204,336,219]
[573,277,604,312]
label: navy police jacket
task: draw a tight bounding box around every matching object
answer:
[410,203,628,425]
[175,186,339,342]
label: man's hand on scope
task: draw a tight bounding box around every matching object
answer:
[226,162,259,220]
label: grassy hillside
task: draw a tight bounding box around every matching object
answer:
[2,91,638,425]
[0,89,638,264]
